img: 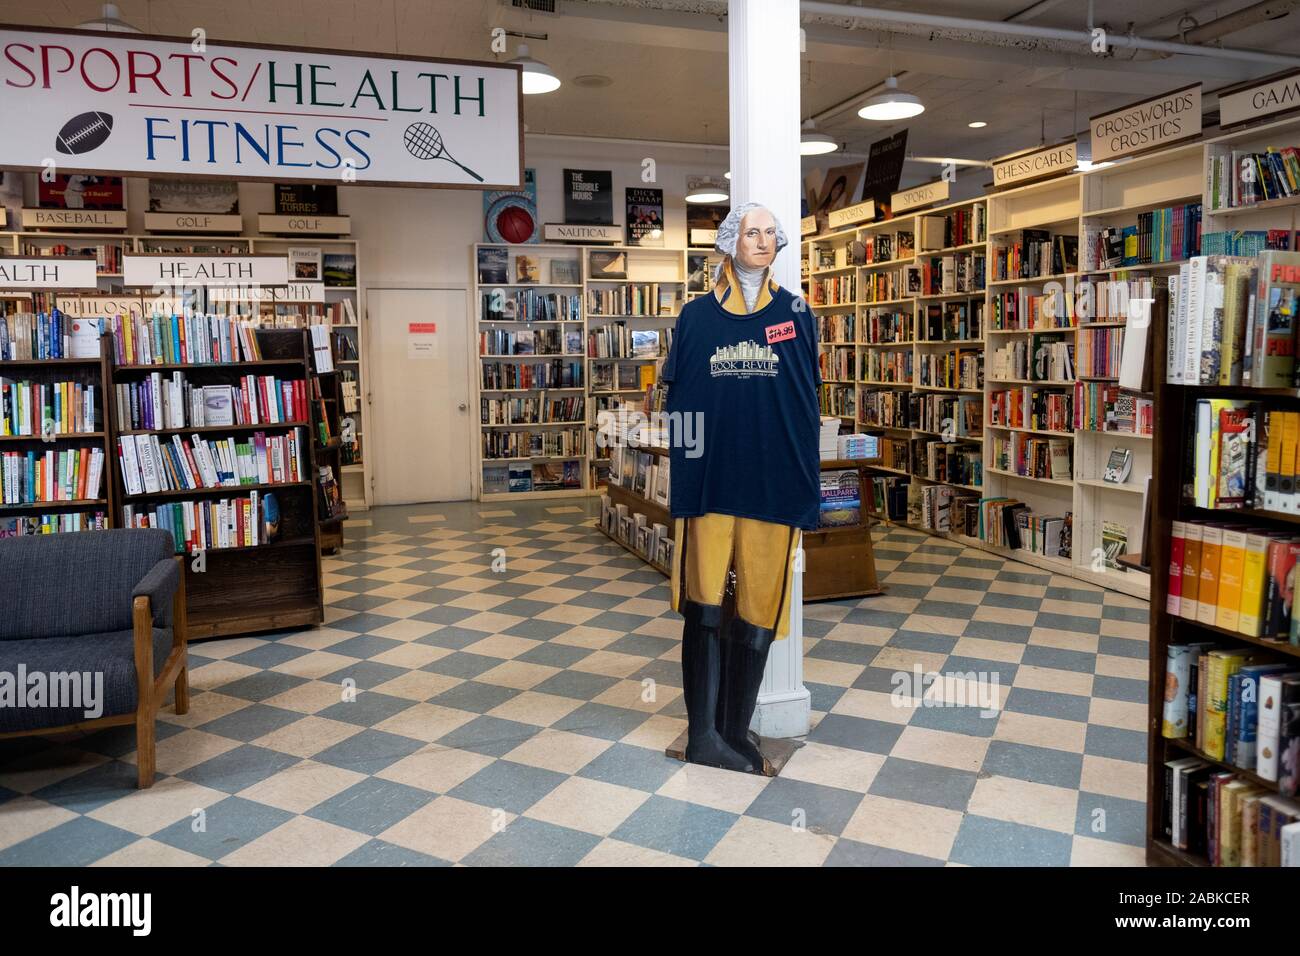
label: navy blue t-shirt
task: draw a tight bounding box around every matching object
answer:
[662,285,821,531]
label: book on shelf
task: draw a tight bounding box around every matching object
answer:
[112,374,306,432]
[0,312,95,362]
[1,447,104,504]
[322,253,356,287]
[588,250,627,280]
[309,324,334,373]
[1,378,98,436]
[818,468,861,528]
[1164,252,1300,387]
[1208,145,1300,211]
[477,246,509,284]
[123,491,271,553]
[288,247,322,281]
[115,428,307,496]
[0,512,108,536]
[549,259,580,285]
[515,255,540,284]
[106,314,263,366]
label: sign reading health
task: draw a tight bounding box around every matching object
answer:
[0,26,523,189]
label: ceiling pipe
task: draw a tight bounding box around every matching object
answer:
[1181,0,1300,43]
[799,0,1300,67]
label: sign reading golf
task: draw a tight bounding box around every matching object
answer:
[0,27,523,188]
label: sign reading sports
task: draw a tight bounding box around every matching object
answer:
[0,26,523,189]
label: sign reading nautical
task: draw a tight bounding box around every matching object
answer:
[0,26,523,189]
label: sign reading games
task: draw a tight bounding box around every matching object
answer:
[1089,84,1201,164]
[0,26,523,189]
[1219,70,1300,130]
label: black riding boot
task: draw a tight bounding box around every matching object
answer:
[717,616,776,773]
[680,600,753,772]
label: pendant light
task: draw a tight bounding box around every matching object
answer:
[76,3,141,32]
[686,175,729,204]
[510,44,561,95]
[858,76,924,121]
[800,119,839,156]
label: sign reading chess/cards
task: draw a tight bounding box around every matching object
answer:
[1089,84,1202,164]
[992,141,1077,189]
[0,256,98,288]
[124,255,289,288]
[0,26,523,188]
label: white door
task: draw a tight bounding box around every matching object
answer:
[369,288,473,504]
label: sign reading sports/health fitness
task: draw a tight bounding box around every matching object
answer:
[0,26,523,189]
[1089,84,1202,164]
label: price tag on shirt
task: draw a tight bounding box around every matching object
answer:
[765,320,796,344]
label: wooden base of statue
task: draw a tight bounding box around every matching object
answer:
[665,731,799,777]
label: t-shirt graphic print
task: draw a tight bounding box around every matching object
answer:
[662,284,820,531]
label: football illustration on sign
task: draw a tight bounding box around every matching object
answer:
[402,122,484,182]
[55,112,114,155]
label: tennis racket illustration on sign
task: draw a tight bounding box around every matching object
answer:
[402,123,484,182]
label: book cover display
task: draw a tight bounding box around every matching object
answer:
[625,187,664,247]
[38,174,123,210]
[275,184,338,215]
[564,169,613,225]
[148,180,239,214]
[483,168,539,244]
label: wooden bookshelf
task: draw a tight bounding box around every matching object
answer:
[598,441,672,575]
[0,333,116,534]
[107,328,324,640]
[1,227,371,513]
[1146,306,1300,866]
[311,367,348,553]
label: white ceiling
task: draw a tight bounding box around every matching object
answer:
[2,0,1298,175]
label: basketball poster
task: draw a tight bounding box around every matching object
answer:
[483,168,539,244]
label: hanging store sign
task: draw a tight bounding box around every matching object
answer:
[21,207,128,229]
[257,214,352,236]
[0,256,98,288]
[143,212,243,233]
[800,215,817,238]
[992,141,1077,189]
[0,26,523,189]
[827,199,875,230]
[123,255,289,287]
[208,281,324,303]
[891,179,950,213]
[1089,84,1202,164]
[1218,70,1300,130]
[544,223,621,243]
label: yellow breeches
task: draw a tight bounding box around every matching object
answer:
[670,513,801,639]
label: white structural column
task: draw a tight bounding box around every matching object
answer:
[729,0,810,739]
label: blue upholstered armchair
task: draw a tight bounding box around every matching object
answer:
[0,528,189,788]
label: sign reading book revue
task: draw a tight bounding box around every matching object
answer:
[0,26,523,189]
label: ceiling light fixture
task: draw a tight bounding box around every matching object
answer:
[76,3,140,32]
[968,121,988,129]
[510,44,561,95]
[685,175,729,204]
[1074,159,1115,172]
[800,119,839,156]
[858,76,924,121]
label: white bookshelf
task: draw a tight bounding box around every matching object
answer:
[471,241,590,500]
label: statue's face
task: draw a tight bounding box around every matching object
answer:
[735,208,778,271]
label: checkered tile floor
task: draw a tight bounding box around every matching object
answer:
[0,500,1150,866]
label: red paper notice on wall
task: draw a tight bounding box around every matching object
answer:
[408,323,437,333]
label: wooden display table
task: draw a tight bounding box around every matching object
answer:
[597,450,883,601]
[804,458,883,602]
